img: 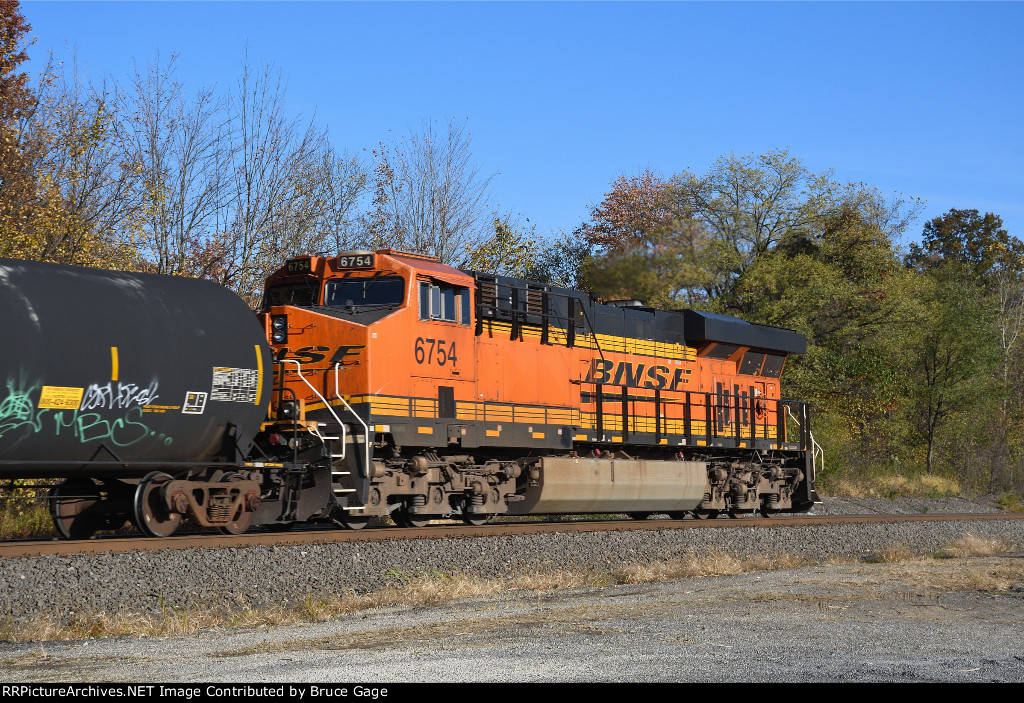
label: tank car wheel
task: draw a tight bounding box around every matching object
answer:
[217,473,254,535]
[667,512,687,520]
[627,512,652,520]
[693,510,719,520]
[759,506,779,518]
[50,477,104,540]
[462,512,492,526]
[133,472,182,538]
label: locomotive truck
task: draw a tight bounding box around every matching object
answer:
[0,250,819,538]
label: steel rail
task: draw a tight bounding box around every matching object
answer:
[1,512,1022,559]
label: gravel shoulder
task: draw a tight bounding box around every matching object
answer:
[1,497,1023,682]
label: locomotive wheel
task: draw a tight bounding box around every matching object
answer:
[693,510,720,520]
[759,505,779,518]
[217,473,254,535]
[462,512,492,526]
[50,477,104,540]
[396,505,432,528]
[627,512,652,520]
[667,512,687,520]
[133,472,182,538]
[265,522,295,532]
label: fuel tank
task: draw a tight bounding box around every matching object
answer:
[508,456,708,514]
[0,258,272,476]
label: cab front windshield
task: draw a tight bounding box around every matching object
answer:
[324,277,405,307]
[264,282,317,308]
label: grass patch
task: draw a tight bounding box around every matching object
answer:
[996,492,1024,513]
[864,542,917,563]
[826,473,962,499]
[933,534,1015,559]
[10,536,1013,644]
[0,499,54,540]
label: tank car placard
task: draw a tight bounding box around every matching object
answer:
[210,367,259,403]
[182,392,208,415]
[36,386,85,410]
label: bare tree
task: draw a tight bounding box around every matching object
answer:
[121,52,231,277]
[30,52,142,267]
[219,57,370,305]
[314,149,368,254]
[364,118,494,263]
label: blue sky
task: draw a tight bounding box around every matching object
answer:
[22,1,1024,246]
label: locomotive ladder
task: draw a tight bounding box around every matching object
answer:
[280,360,368,509]
[786,405,824,477]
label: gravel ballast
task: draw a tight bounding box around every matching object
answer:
[1,498,1021,624]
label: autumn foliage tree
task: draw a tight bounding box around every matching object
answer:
[577,169,675,251]
[0,0,39,257]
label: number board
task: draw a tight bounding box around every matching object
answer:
[336,254,375,269]
[285,258,312,274]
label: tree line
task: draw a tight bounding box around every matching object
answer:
[2,2,1020,497]
[572,159,1023,498]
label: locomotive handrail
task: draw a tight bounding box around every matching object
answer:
[333,362,372,480]
[279,359,347,454]
[785,404,824,473]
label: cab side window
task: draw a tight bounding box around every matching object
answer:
[419,281,471,325]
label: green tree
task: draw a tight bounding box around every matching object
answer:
[907,209,1021,282]
[462,213,540,278]
[906,209,1024,487]
[527,228,594,290]
[904,268,1001,474]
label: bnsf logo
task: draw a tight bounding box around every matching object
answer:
[585,359,689,390]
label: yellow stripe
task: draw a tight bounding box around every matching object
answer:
[486,429,500,437]
[110,347,119,382]
[417,427,433,434]
[254,345,263,405]
[482,320,696,360]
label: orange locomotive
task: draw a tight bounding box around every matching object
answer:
[256,249,819,529]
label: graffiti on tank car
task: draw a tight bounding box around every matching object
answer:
[0,379,43,441]
[584,359,690,390]
[79,379,160,411]
[0,380,172,447]
[53,406,171,447]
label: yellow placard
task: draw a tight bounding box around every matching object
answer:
[37,386,85,410]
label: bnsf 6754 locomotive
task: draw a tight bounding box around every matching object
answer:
[0,250,819,538]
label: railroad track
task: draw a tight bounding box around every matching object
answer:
[2,511,1021,558]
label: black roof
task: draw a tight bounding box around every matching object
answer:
[470,271,806,356]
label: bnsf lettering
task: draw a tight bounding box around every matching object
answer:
[281,345,364,365]
[585,359,686,390]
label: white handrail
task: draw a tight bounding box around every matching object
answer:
[279,359,347,458]
[334,362,371,479]
[785,405,824,476]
